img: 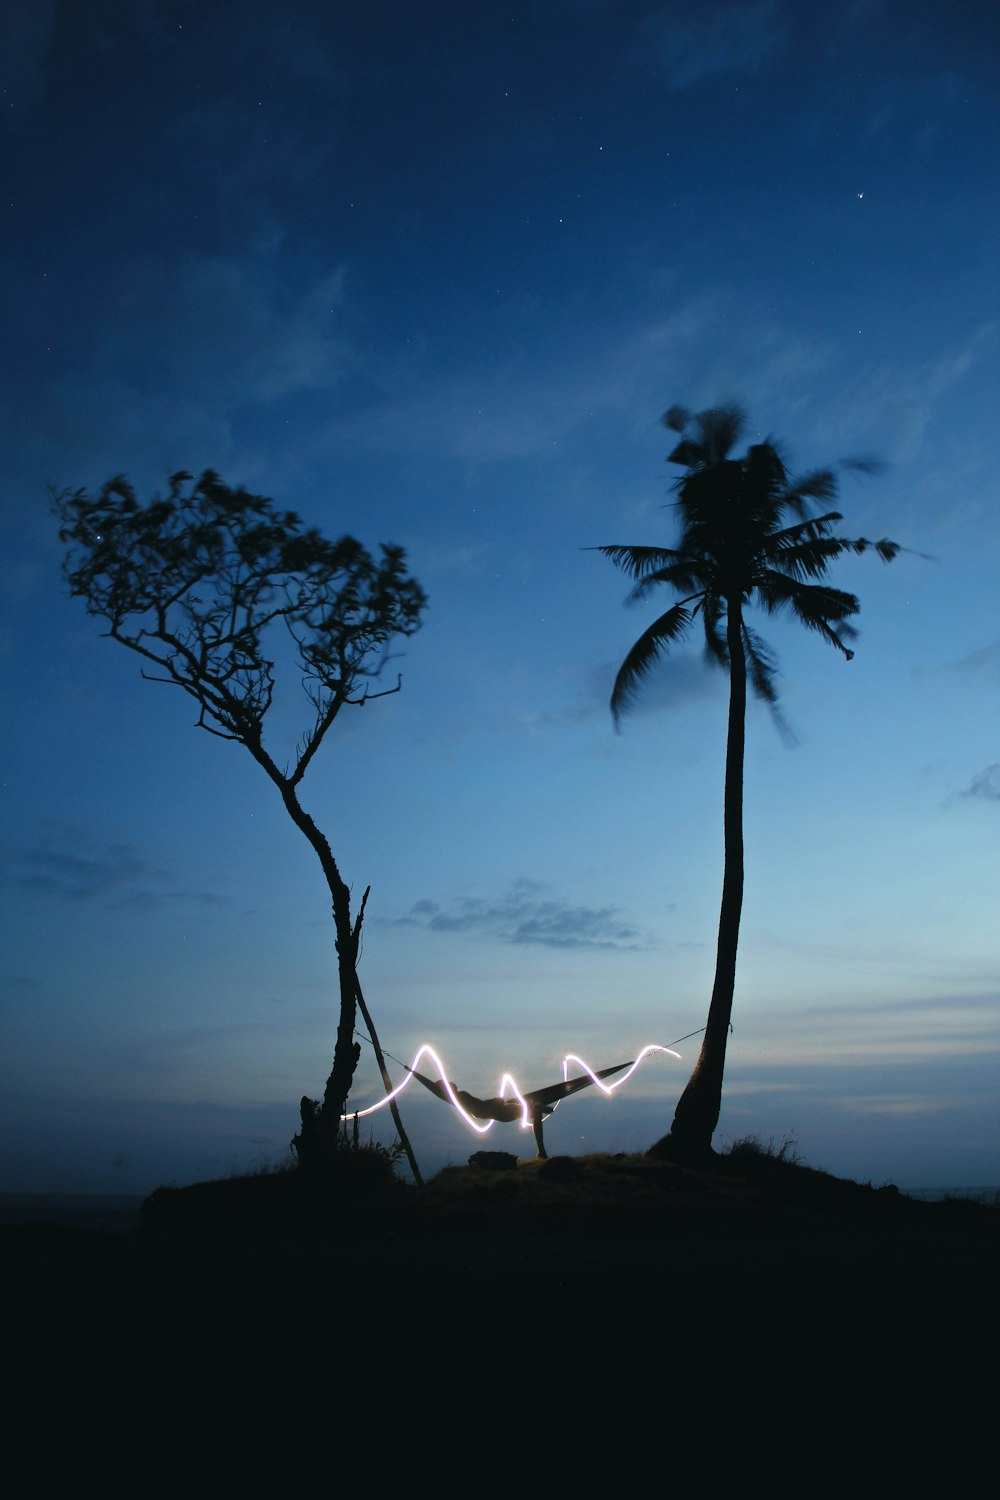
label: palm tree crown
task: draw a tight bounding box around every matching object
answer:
[601,403,899,726]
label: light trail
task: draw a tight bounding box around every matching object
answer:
[560,1044,678,1096]
[342,1042,681,1139]
[496,1071,531,1127]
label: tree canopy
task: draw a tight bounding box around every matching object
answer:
[55,469,427,783]
[602,404,900,730]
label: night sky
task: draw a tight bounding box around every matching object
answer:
[1,0,997,1194]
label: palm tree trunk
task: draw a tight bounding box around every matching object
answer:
[651,598,746,1162]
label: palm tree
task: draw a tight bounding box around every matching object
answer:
[598,404,900,1163]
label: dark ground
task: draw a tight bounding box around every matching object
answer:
[3,1149,996,1493]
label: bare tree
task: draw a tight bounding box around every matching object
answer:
[54,469,427,1174]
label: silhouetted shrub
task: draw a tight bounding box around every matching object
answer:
[723,1134,802,1167]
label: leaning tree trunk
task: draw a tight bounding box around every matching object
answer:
[277,785,421,1180]
[279,785,363,1169]
[650,597,746,1163]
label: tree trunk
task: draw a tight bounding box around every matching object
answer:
[277,784,361,1167]
[281,792,423,1180]
[650,597,746,1163]
[242,751,417,1177]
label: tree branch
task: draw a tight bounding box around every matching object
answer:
[349,673,402,706]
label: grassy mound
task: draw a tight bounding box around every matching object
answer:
[5,1139,996,1491]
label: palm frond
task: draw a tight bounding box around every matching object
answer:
[785,467,838,511]
[667,403,746,468]
[694,405,746,463]
[610,602,694,725]
[670,460,745,531]
[767,532,900,568]
[742,624,797,743]
[756,569,858,618]
[667,437,707,469]
[740,623,779,704]
[767,513,845,547]
[662,405,691,434]
[760,515,899,582]
[744,441,790,499]
[761,532,853,581]
[627,568,708,605]
[839,456,886,477]
[701,592,728,667]
[756,572,860,657]
[850,536,901,563]
[595,544,685,580]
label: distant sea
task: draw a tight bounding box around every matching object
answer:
[0,1193,146,1232]
[0,1185,997,1233]
[902,1186,999,1206]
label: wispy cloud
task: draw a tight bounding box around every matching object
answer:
[393,877,650,950]
[813,322,999,473]
[861,69,967,154]
[953,641,1000,683]
[98,252,350,408]
[2,839,158,902]
[960,763,1000,804]
[313,300,722,467]
[836,1095,952,1118]
[0,820,231,907]
[0,241,357,504]
[635,0,787,90]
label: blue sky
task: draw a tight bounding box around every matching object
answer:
[1,0,997,1194]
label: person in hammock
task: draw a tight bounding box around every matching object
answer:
[406,1060,632,1158]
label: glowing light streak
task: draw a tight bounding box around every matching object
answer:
[497,1072,532,1128]
[560,1045,680,1098]
[347,1044,496,1133]
[342,1042,681,1138]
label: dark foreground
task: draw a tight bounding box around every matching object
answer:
[4,1148,996,1493]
